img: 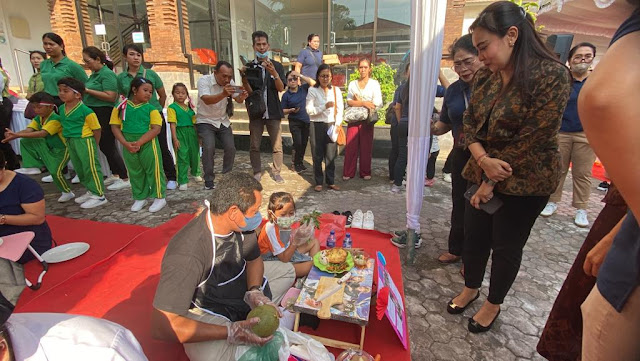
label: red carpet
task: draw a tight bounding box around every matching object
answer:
[16,214,409,361]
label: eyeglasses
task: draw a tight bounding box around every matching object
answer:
[452,57,477,71]
[571,54,594,63]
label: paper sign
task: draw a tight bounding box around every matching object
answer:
[376,251,408,349]
[131,31,145,44]
[94,24,106,36]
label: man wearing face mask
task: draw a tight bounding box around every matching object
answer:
[541,43,597,228]
[151,172,295,361]
[240,31,286,184]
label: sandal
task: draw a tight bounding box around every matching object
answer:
[363,176,372,180]
[342,176,351,181]
[314,185,323,192]
[328,184,340,191]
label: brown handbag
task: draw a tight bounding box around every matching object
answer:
[333,87,346,146]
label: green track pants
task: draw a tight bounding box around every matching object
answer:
[175,126,201,185]
[20,138,70,193]
[123,133,166,200]
[67,137,105,197]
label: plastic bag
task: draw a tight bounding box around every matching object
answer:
[283,328,334,361]
[315,213,347,248]
[236,329,289,361]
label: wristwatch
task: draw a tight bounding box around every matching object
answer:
[248,285,262,292]
[481,173,497,187]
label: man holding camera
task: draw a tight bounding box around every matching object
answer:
[240,31,286,184]
[197,60,248,190]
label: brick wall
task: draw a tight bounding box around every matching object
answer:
[47,0,94,63]
[442,0,466,66]
[144,0,193,72]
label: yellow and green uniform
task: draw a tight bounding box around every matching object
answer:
[110,101,166,200]
[39,57,88,96]
[59,102,104,196]
[116,67,164,112]
[84,66,118,107]
[167,102,200,185]
[20,112,71,193]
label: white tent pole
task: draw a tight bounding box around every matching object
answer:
[405,0,448,264]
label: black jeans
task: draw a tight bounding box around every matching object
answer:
[388,122,398,180]
[309,122,336,186]
[91,106,128,179]
[447,147,471,256]
[393,121,408,186]
[443,151,453,174]
[196,123,236,184]
[288,119,310,167]
[426,150,439,179]
[463,191,549,304]
[158,114,177,182]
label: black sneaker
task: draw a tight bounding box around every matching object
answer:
[300,163,308,171]
[294,164,305,173]
[342,211,353,228]
[204,182,215,190]
[597,181,609,192]
[332,210,341,215]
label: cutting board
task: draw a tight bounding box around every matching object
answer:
[315,276,345,319]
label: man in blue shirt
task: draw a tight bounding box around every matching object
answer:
[541,43,597,228]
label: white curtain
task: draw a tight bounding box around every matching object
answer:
[405,0,447,232]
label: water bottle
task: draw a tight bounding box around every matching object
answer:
[326,230,336,248]
[343,233,352,248]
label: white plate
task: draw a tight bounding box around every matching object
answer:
[41,242,90,263]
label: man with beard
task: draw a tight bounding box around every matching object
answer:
[540,43,597,228]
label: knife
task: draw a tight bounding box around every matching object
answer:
[315,272,351,302]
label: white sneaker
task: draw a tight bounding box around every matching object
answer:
[74,191,93,204]
[363,211,375,230]
[443,173,452,183]
[179,184,188,191]
[71,175,80,184]
[80,195,108,209]
[352,209,364,229]
[149,198,167,213]
[193,176,203,182]
[15,168,41,175]
[541,202,557,217]
[131,199,148,212]
[107,178,131,191]
[575,209,589,228]
[103,175,119,185]
[57,192,75,203]
[41,175,54,183]
[166,181,177,190]
[391,184,402,194]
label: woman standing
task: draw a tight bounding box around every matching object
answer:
[447,1,570,333]
[295,34,323,80]
[306,64,343,192]
[40,33,88,105]
[343,58,382,181]
[116,44,177,190]
[82,46,129,191]
[281,70,315,173]
[431,34,484,265]
[26,51,47,99]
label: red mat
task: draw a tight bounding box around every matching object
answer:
[592,161,609,182]
[15,214,410,361]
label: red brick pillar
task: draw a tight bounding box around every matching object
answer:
[47,0,94,63]
[442,0,466,65]
[144,0,192,72]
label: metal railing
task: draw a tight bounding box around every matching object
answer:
[12,48,31,94]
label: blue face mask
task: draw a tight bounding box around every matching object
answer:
[255,50,272,59]
[240,212,263,232]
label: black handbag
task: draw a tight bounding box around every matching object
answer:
[245,89,266,119]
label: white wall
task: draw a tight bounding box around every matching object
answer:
[0,0,52,92]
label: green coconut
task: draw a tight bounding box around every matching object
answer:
[247,304,279,337]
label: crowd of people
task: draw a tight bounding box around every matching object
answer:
[0,0,639,360]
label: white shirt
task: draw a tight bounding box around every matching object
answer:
[6,313,149,361]
[196,74,236,128]
[306,86,344,124]
[346,79,382,109]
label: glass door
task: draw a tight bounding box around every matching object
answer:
[255,0,292,67]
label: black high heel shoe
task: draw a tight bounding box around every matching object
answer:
[468,309,501,333]
[447,291,480,314]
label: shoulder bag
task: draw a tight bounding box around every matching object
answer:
[334,87,346,146]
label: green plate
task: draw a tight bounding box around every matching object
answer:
[313,250,354,273]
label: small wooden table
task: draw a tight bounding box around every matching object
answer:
[293,256,375,350]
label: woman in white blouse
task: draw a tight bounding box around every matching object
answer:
[306,64,344,192]
[343,58,382,181]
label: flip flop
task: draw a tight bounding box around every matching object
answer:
[314,185,323,192]
[438,253,462,264]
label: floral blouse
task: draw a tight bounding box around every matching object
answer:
[462,58,571,196]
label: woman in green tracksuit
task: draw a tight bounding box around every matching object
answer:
[110,77,167,213]
[167,82,201,191]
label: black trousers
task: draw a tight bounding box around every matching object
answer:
[463,190,548,304]
[447,147,470,256]
[158,114,177,181]
[289,119,309,166]
[388,122,398,180]
[443,151,453,174]
[393,121,408,186]
[90,106,128,179]
[0,97,19,170]
[309,122,336,186]
[426,150,439,179]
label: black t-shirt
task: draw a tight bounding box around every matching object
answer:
[153,212,260,316]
